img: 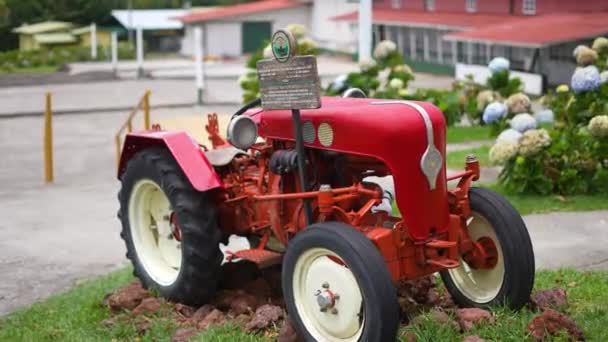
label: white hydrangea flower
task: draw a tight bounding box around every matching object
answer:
[534,109,555,125]
[263,44,273,58]
[592,37,608,53]
[506,93,531,114]
[286,24,307,39]
[373,40,397,60]
[600,71,608,85]
[518,129,551,156]
[510,113,538,133]
[476,90,497,112]
[588,115,608,138]
[483,101,508,124]
[496,128,523,144]
[359,58,377,72]
[573,45,586,58]
[571,65,601,93]
[556,84,570,93]
[297,38,317,52]
[488,57,510,73]
[490,142,519,165]
[575,46,598,66]
[398,88,409,97]
[393,64,413,75]
[388,78,404,89]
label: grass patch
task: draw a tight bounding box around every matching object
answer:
[446,126,492,144]
[1,268,607,341]
[446,145,491,170]
[0,65,58,75]
[485,184,608,216]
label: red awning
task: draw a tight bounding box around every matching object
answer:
[443,13,608,47]
[332,9,522,30]
[178,0,306,23]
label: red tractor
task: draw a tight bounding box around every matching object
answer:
[117,95,535,341]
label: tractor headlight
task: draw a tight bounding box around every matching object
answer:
[227,116,258,150]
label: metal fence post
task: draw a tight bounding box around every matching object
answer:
[44,93,54,183]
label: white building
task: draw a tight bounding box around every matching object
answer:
[178,0,358,57]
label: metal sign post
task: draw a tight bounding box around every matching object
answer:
[194,26,204,106]
[256,29,322,225]
[90,23,97,60]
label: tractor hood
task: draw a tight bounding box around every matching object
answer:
[248,96,449,241]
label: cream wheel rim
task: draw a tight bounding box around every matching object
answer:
[448,211,505,303]
[128,179,182,286]
[292,248,365,342]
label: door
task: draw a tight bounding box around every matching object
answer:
[242,22,272,54]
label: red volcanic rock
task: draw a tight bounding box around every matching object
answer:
[229,292,259,315]
[191,304,215,323]
[455,308,495,331]
[529,288,568,311]
[246,304,284,332]
[197,309,226,330]
[130,297,162,317]
[527,309,585,341]
[105,281,151,311]
[174,303,195,318]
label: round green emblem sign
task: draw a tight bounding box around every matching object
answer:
[271,29,296,63]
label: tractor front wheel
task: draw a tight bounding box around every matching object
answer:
[118,148,223,306]
[441,187,535,310]
[282,222,400,342]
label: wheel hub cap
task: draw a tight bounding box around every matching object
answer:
[293,248,364,341]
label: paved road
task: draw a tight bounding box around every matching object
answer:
[0,107,606,316]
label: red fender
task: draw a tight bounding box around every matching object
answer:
[118,130,223,192]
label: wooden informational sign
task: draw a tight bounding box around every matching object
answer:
[257,30,321,110]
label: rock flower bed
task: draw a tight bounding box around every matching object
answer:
[489,37,608,195]
[99,262,588,342]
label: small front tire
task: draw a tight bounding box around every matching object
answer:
[441,187,535,310]
[282,222,400,342]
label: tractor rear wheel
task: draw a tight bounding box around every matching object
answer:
[118,148,223,306]
[440,187,535,310]
[282,222,400,342]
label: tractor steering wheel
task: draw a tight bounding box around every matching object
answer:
[231,98,261,119]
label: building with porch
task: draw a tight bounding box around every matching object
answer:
[334,0,608,85]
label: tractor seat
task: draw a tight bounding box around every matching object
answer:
[204,146,247,166]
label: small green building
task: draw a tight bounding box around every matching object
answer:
[12,21,112,51]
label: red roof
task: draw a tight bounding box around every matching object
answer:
[444,13,608,47]
[178,0,306,23]
[332,9,523,30]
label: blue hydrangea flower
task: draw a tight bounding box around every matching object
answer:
[534,109,555,125]
[571,65,601,93]
[482,101,508,124]
[488,57,510,73]
[496,128,523,144]
[510,113,538,133]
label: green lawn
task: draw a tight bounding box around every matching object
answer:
[1,268,606,341]
[0,65,58,75]
[446,126,492,144]
[446,145,491,170]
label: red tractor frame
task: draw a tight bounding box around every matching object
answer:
[117,96,535,341]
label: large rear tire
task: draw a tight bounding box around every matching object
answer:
[118,148,223,306]
[440,187,535,310]
[282,222,400,342]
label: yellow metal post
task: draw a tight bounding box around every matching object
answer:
[115,135,122,172]
[143,90,151,130]
[44,93,54,183]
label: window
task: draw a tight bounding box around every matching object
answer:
[425,0,435,11]
[466,0,476,12]
[522,0,536,15]
[391,0,402,9]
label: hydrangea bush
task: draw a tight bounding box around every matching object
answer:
[239,24,319,103]
[490,37,608,195]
